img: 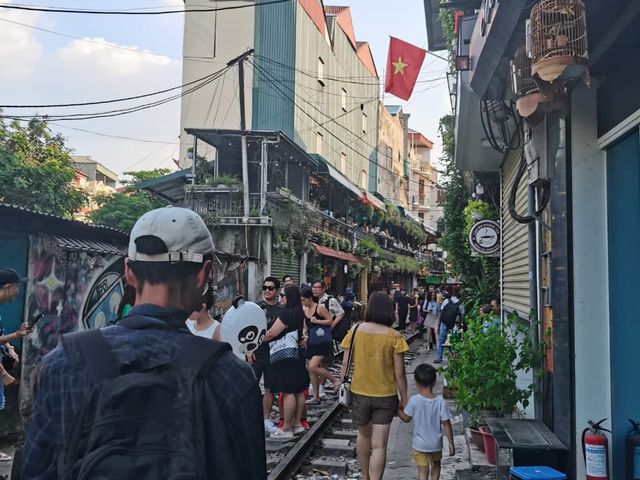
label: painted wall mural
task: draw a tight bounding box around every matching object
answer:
[211,257,246,319]
[20,235,124,413]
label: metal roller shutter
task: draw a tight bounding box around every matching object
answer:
[501,150,530,316]
[270,252,300,286]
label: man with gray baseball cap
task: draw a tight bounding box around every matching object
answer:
[23,207,266,479]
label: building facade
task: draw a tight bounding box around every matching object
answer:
[407,129,442,233]
[433,0,640,476]
[180,0,378,189]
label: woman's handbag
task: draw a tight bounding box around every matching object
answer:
[308,324,333,346]
[338,323,361,407]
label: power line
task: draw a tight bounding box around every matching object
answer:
[1,66,230,121]
[0,0,291,15]
[249,59,439,189]
[254,54,447,87]
[50,123,177,144]
[0,16,220,65]
[1,69,228,109]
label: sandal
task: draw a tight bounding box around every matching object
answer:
[0,452,12,461]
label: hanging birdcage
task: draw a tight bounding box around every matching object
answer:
[529,0,588,82]
[511,47,539,98]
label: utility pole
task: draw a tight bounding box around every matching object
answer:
[227,49,255,221]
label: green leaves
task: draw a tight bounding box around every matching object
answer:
[0,118,87,216]
[443,308,543,422]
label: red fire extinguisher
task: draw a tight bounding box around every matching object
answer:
[582,418,610,480]
[627,419,640,480]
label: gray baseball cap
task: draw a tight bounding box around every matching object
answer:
[128,206,214,263]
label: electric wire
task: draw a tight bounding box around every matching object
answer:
[1,66,231,121]
[249,58,439,189]
[0,0,291,15]
[1,68,229,109]
[0,17,222,65]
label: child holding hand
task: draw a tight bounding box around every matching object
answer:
[398,364,455,480]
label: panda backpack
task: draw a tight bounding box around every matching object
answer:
[220,296,268,359]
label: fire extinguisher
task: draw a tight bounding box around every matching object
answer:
[627,419,640,480]
[582,418,610,480]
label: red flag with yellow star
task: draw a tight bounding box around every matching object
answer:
[384,37,426,101]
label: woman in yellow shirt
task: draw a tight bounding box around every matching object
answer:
[341,292,409,480]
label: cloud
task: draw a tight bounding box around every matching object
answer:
[56,37,172,76]
[0,10,43,77]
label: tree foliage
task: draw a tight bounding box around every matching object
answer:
[437,114,498,303]
[0,119,86,216]
[90,168,169,232]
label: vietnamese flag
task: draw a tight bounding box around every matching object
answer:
[384,37,427,101]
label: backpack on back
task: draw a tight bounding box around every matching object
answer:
[59,317,229,480]
[439,301,460,329]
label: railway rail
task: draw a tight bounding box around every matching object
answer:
[267,330,424,480]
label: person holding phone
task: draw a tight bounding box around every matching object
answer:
[0,268,32,462]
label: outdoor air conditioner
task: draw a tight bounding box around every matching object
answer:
[529,0,589,84]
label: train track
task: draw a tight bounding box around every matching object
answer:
[267,330,424,480]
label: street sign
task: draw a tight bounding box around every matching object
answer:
[468,219,500,256]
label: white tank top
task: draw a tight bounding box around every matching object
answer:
[186,319,220,339]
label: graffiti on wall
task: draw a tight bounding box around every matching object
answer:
[20,235,124,412]
[211,257,245,318]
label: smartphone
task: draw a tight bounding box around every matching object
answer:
[28,313,45,329]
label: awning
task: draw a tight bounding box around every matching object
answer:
[52,235,125,256]
[327,163,362,197]
[364,192,385,210]
[136,169,191,203]
[311,154,362,198]
[312,243,359,263]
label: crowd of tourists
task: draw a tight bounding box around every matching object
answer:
[0,206,467,479]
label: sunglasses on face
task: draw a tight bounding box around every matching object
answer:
[262,286,276,291]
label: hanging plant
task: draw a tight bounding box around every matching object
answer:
[347,262,362,279]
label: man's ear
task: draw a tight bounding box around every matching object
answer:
[124,259,138,288]
[196,260,213,290]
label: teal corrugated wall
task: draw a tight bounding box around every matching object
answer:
[252,0,296,137]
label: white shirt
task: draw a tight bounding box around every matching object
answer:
[404,394,451,452]
[186,319,220,339]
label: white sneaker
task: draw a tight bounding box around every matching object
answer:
[270,428,294,439]
[319,385,326,399]
[264,419,277,434]
[308,384,314,397]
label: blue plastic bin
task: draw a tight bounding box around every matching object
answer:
[510,467,567,480]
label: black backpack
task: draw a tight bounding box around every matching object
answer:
[59,316,230,480]
[439,301,460,329]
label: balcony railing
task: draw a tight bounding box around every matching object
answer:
[188,190,271,225]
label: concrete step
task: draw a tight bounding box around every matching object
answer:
[317,438,355,457]
[328,429,358,441]
[309,458,349,477]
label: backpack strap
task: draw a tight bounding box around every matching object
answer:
[62,329,118,383]
[176,335,231,376]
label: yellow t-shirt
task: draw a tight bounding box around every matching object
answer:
[341,325,409,397]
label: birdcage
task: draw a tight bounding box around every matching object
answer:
[529,0,588,82]
[511,47,539,97]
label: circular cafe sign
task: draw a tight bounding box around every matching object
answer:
[468,220,500,255]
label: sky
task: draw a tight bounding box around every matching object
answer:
[0,0,451,177]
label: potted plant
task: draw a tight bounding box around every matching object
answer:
[442,308,542,462]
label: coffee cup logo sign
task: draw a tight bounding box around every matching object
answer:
[468,220,500,256]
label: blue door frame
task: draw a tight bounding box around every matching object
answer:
[0,234,29,346]
[606,128,640,478]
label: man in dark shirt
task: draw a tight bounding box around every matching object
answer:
[396,288,410,330]
[255,276,283,434]
[22,206,266,479]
